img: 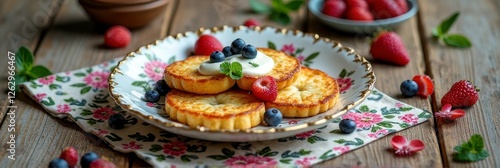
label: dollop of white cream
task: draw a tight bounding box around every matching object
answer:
[198,51,274,76]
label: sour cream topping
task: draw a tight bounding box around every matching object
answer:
[198,51,274,76]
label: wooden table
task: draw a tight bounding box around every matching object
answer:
[1,0,498,167]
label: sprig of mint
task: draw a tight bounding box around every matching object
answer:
[220,61,243,80]
[15,46,53,91]
[453,134,489,162]
[249,0,304,25]
[432,12,472,48]
[249,62,259,67]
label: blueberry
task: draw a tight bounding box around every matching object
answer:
[400,80,419,97]
[49,158,69,168]
[145,90,160,102]
[339,119,356,134]
[264,108,282,126]
[230,38,246,54]
[154,80,170,95]
[209,51,225,63]
[241,44,257,59]
[108,113,126,129]
[222,46,233,57]
[80,152,99,168]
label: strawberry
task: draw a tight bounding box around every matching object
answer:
[345,0,369,10]
[345,7,373,21]
[391,135,425,156]
[243,18,260,27]
[194,35,223,56]
[394,0,408,13]
[89,158,116,168]
[322,0,346,18]
[251,76,278,102]
[369,31,410,66]
[435,104,466,121]
[59,146,79,167]
[441,80,480,108]
[371,0,405,19]
[104,26,131,48]
[412,75,434,98]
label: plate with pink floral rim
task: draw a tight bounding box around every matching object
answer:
[109,26,375,142]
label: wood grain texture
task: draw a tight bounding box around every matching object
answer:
[307,10,443,168]
[0,0,62,115]
[419,0,500,167]
[0,0,176,167]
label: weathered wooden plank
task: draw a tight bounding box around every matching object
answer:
[419,0,500,167]
[0,0,62,118]
[0,0,176,167]
[307,9,443,168]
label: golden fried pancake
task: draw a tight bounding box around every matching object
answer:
[236,48,301,90]
[165,89,265,131]
[164,56,235,94]
[265,67,339,117]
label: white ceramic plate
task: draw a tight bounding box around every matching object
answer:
[109,26,375,142]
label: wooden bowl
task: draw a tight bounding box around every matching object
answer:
[78,0,169,28]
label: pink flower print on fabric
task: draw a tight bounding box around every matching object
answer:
[38,75,55,85]
[342,112,383,129]
[56,104,71,113]
[224,155,277,168]
[144,61,168,81]
[84,71,110,89]
[399,113,418,125]
[92,107,116,120]
[122,141,142,150]
[163,141,187,156]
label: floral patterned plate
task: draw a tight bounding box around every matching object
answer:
[109,26,375,142]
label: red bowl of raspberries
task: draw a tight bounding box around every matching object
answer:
[309,0,418,34]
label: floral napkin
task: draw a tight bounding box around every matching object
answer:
[20,58,431,168]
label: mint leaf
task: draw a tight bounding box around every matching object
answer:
[285,0,304,11]
[15,46,34,72]
[250,0,271,14]
[229,62,243,80]
[437,12,460,35]
[30,65,53,78]
[443,34,472,48]
[220,62,231,75]
[453,134,489,162]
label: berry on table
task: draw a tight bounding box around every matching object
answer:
[49,158,69,168]
[80,152,99,168]
[264,108,283,126]
[243,18,260,27]
[108,113,126,129]
[400,80,418,97]
[231,38,246,54]
[370,31,410,66]
[104,26,131,48]
[251,76,278,102]
[154,80,170,95]
[89,158,116,168]
[339,119,356,134]
[441,80,479,108]
[222,46,233,57]
[59,146,79,167]
[209,51,225,63]
[144,90,160,102]
[322,0,346,18]
[412,75,434,98]
[194,34,223,56]
[241,44,257,59]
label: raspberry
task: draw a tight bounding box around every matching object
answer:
[251,76,278,102]
[59,146,79,167]
[194,35,223,56]
[104,26,131,48]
